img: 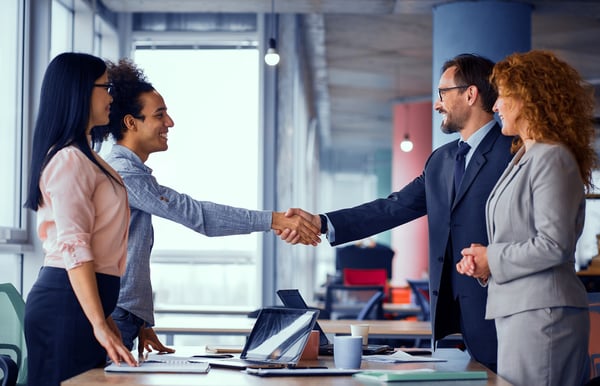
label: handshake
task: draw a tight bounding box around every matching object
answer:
[271,208,322,246]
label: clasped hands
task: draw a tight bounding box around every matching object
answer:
[273,208,322,245]
[456,243,490,283]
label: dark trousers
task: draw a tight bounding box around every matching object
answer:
[24,267,120,386]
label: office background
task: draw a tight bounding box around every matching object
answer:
[1,0,599,310]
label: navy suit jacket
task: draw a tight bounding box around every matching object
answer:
[326,123,513,366]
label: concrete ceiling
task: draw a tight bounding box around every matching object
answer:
[101,0,600,167]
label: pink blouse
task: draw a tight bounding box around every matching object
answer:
[37,146,129,276]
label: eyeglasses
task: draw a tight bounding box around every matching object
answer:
[94,83,114,94]
[438,85,469,101]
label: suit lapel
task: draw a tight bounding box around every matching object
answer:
[486,146,527,237]
[452,123,502,209]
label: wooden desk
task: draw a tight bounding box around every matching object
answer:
[153,315,432,345]
[61,347,512,386]
[154,304,255,315]
[384,302,421,319]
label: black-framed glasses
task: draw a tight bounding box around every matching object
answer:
[94,82,114,93]
[438,85,469,101]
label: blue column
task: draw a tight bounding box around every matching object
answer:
[432,1,532,148]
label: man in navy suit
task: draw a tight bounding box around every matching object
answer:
[281,54,513,371]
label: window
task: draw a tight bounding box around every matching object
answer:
[0,0,26,243]
[132,48,261,307]
[50,0,74,59]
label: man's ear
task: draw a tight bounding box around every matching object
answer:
[466,85,479,107]
[123,114,137,131]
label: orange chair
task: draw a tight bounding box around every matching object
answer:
[342,268,389,302]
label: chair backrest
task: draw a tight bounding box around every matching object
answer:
[356,291,385,320]
[589,292,600,379]
[343,268,389,301]
[335,243,394,280]
[325,284,385,320]
[407,279,431,321]
[0,354,18,386]
[0,283,26,386]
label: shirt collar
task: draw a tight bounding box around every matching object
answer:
[460,120,496,166]
[461,120,495,151]
[111,144,153,174]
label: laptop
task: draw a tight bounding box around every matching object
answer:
[207,307,319,369]
[276,289,394,356]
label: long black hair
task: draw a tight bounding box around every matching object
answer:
[24,52,121,211]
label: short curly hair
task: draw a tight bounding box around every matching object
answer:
[91,58,154,144]
[491,50,597,190]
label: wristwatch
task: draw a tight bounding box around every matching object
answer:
[319,214,328,234]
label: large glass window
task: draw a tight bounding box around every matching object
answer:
[0,0,24,235]
[131,48,261,307]
[50,0,74,59]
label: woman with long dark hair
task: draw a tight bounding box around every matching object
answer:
[24,52,137,386]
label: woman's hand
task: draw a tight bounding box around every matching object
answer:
[457,243,490,280]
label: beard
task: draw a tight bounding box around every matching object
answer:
[439,112,464,134]
[440,119,461,134]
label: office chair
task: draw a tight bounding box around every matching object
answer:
[0,354,17,386]
[343,268,389,302]
[0,283,26,386]
[406,279,430,321]
[325,285,385,320]
[356,291,385,320]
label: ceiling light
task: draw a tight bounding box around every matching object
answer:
[264,0,279,66]
[264,38,280,66]
[400,134,414,152]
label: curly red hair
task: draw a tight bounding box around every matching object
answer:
[490,50,597,190]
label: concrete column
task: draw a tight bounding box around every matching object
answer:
[391,102,432,286]
[431,1,532,148]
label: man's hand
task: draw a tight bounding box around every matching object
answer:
[271,209,321,246]
[138,325,176,357]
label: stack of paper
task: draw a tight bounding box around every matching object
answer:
[362,350,446,363]
[105,355,210,373]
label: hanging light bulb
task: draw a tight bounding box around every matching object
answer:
[400,134,414,152]
[264,38,280,66]
[264,0,279,66]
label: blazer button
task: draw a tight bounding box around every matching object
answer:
[438,257,443,262]
[432,290,439,296]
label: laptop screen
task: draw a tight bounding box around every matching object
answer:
[276,289,330,346]
[241,307,319,365]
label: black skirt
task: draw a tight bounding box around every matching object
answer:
[24,266,120,386]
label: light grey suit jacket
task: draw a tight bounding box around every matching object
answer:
[485,142,588,319]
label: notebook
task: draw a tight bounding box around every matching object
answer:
[105,355,210,373]
[276,289,394,356]
[207,307,319,369]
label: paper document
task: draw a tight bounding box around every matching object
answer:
[362,350,446,363]
[353,369,488,382]
[105,355,210,373]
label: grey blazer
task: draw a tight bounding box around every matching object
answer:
[485,142,588,319]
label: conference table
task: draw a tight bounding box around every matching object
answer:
[154,302,421,318]
[153,314,432,345]
[61,347,512,386]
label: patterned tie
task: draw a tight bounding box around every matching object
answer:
[454,141,471,192]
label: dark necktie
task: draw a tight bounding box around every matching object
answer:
[454,141,471,192]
